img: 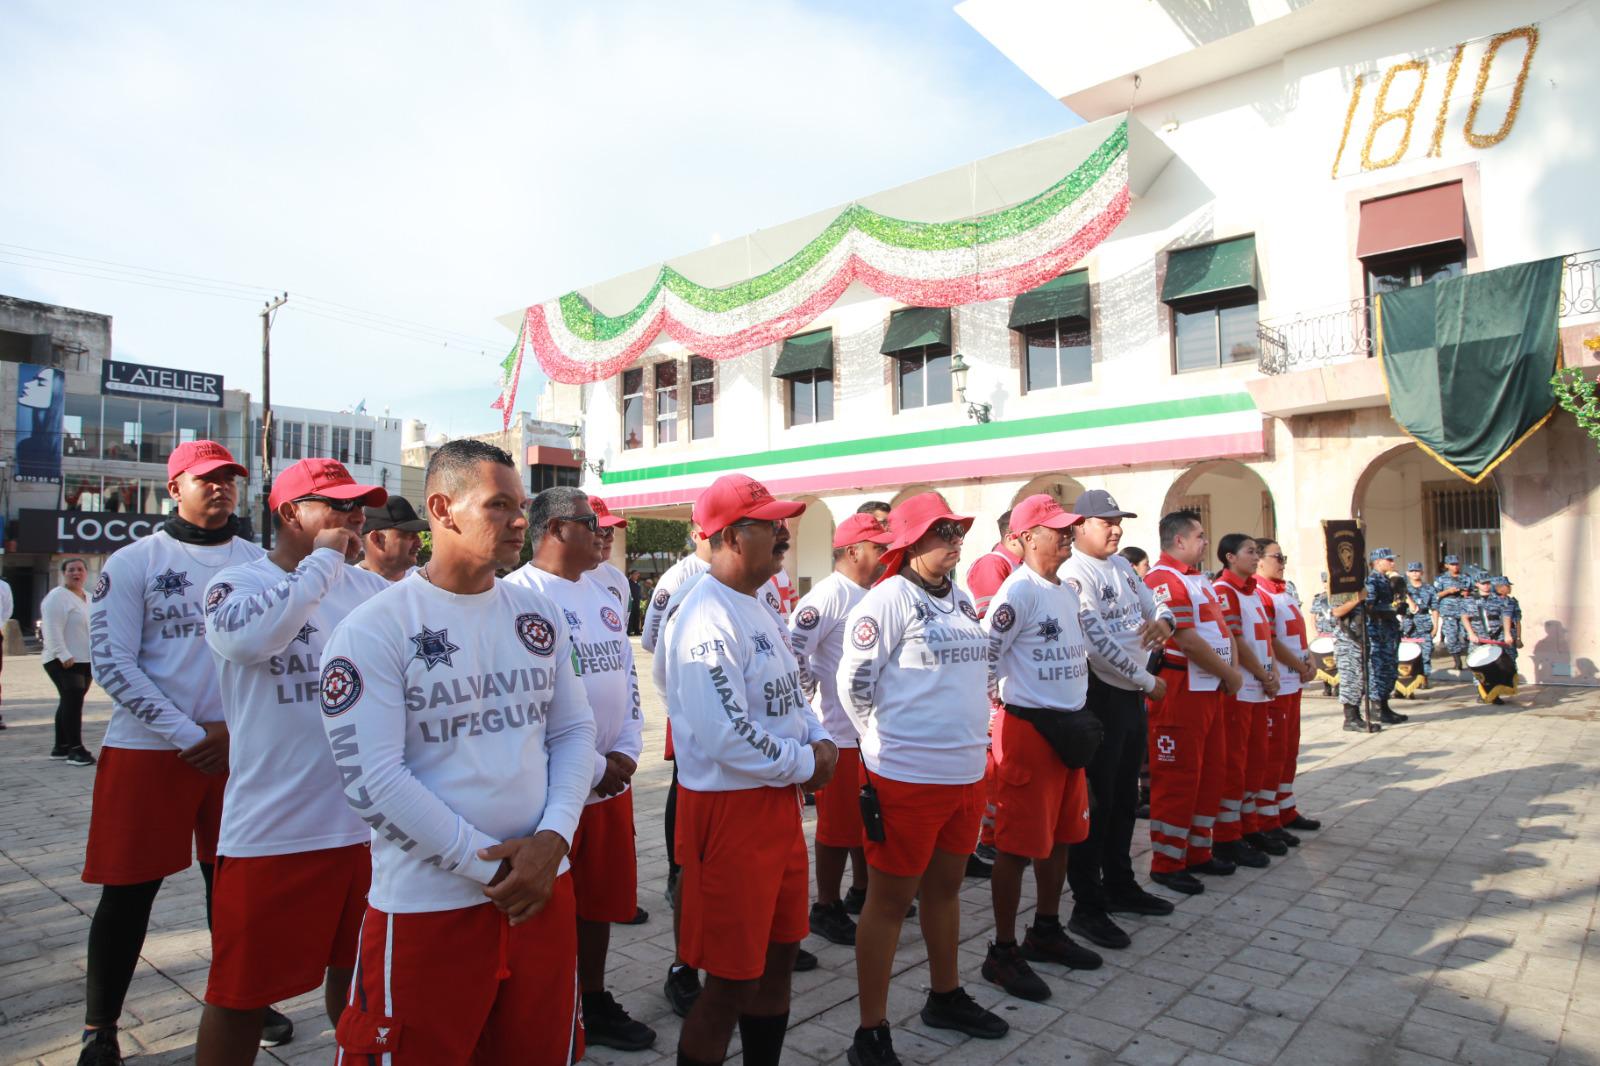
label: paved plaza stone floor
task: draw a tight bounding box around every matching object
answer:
[1,642,1598,1065]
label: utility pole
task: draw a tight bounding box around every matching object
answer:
[259,293,288,548]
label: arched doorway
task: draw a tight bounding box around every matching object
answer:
[1162,461,1276,547]
[890,483,936,507]
[1010,474,1087,510]
[786,495,836,597]
[1354,444,1502,574]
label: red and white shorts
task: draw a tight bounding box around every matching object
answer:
[863,773,985,878]
[992,712,1090,860]
[814,747,865,849]
[206,843,370,1009]
[336,881,581,1066]
[83,747,227,885]
[675,785,809,981]
[568,791,637,923]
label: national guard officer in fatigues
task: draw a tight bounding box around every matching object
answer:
[1328,576,1371,732]
[1363,548,1406,725]
[1465,576,1521,665]
[1433,555,1473,670]
[1402,562,1439,679]
[1495,576,1523,651]
[1310,574,1336,698]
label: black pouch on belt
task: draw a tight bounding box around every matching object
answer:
[1004,703,1105,769]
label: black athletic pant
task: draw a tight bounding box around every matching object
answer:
[665,762,679,869]
[1067,674,1146,913]
[84,864,214,1028]
[44,658,91,751]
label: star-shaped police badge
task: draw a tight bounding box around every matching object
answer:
[1101,584,1117,604]
[152,569,193,599]
[409,626,460,670]
[294,622,318,645]
[1037,616,1063,642]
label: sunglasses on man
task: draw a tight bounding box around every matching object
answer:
[292,495,365,513]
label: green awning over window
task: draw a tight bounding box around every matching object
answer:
[772,328,834,379]
[1008,271,1090,329]
[881,307,951,355]
[1161,236,1258,303]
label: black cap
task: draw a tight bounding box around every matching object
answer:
[363,496,429,534]
[1072,488,1137,520]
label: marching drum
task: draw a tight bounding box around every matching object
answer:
[1393,640,1426,698]
[1310,636,1338,690]
[1467,644,1517,703]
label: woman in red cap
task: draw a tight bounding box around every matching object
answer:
[836,492,1007,1066]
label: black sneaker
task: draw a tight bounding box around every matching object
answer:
[965,852,994,879]
[66,748,96,768]
[1286,813,1321,831]
[794,947,818,972]
[1215,841,1269,868]
[663,965,701,1018]
[982,941,1050,1001]
[1187,856,1236,877]
[810,901,857,945]
[583,991,656,1051]
[1022,922,1102,970]
[1150,870,1204,895]
[1105,884,1176,916]
[848,1022,902,1066]
[843,885,867,915]
[804,792,817,807]
[77,1027,122,1066]
[921,985,1010,1037]
[1245,831,1288,857]
[260,1007,293,1047]
[617,906,649,925]
[1067,910,1130,950]
[51,746,71,760]
[1268,827,1300,848]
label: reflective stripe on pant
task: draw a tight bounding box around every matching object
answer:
[1249,701,1286,831]
[1275,691,1302,827]
[1146,668,1223,874]
[1214,696,1254,846]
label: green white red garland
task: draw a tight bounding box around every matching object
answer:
[520,121,1130,385]
[488,320,525,429]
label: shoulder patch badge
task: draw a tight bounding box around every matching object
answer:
[795,605,820,630]
[517,612,557,656]
[92,573,111,603]
[204,583,232,614]
[851,616,880,651]
[653,589,670,610]
[320,657,363,716]
[992,603,1016,632]
[959,600,980,622]
[600,605,623,632]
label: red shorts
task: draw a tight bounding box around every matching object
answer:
[676,785,809,980]
[206,843,370,1009]
[664,718,675,761]
[814,748,865,849]
[568,791,637,923]
[992,712,1091,860]
[337,881,581,1066]
[83,747,227,885]
[864,773,985,878]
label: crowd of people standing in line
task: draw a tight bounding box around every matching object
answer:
[0,432,1507,1066]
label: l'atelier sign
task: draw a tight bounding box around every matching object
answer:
[16,509,166,554]
[102,359,225,407]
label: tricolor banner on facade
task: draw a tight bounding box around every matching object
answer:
[1375,256,1564,483]
[521,121,1132,384]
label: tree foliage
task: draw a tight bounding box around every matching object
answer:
[1551,350,1600,453]
[625,516,691,571]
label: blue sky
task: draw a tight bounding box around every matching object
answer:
[0,1,1076,435]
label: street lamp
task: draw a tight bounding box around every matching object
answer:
[950,352,991,423]
[563,422,606,477]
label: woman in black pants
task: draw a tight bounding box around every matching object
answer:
[41,557,95,766]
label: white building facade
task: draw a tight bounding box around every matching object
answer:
[533,0,1600,685]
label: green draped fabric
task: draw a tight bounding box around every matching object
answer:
[1377,257,1563,483]
[1161,236,1257,303]
[772,329,834,378]
[1008,271,1090,328]
[881,307,950,355]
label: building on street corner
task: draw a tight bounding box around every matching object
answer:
[518,0,1600,686]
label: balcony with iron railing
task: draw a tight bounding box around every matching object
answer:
[1256,249,1600,376]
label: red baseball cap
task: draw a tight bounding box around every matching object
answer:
[833,513,894,549]
[875,492,974,586]
[588,496,627,529]
[1009,493,1084,533]
[269,457,388,510]
[692,474,805,538]
[167,440,247,481]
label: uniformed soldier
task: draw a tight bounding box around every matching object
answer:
[1464,575,1521,705]
[1433,555,1473,669]
[1363,548,1407,725]
[1329,581,1369,731]
[1495,576,1523,650]
[1309,573,1336,698]
[1402,562,1440,679]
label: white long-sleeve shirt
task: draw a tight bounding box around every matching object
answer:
[652,568,787,706]
[204,549,389,856]
[505,564,643,803]
[0,578,13,627]
[788,571,869,748]
[1060,551,1172,693]
[641,553,709,652]
[663,574,828,792]
[319,575,597,913]
[592,560,630,610]
[837,574,990,785]
[89,530,266,751]
[984,564,1090,712]
[40,586,91,664]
